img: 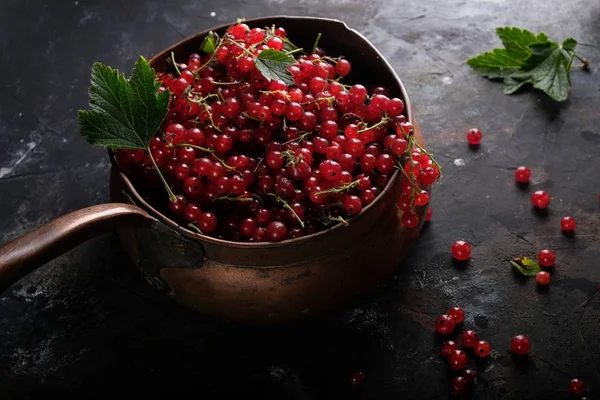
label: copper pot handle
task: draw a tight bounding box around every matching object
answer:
[0,203,151,294]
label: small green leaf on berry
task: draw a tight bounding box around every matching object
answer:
[510,257,543,276]
[202,31,219,54]
[255,49,297,86]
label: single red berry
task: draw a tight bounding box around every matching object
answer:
[511,334,531,355]
[441,341,459,358]
[560,216,576,231]
[536,271,550,285]
[435,314,456,335]
[350,371,365,387]
[531,190,551,208]
[266,36,284,51]
[425,208,432,221]
[569,378,585,394]
[515,166,531,183]
[451,376,469,395]
[267,221,288,242]
[401,211,420,229]
[462,330,478,347]
[197,212,217,233]
[335,59,352,76]
[538,249,556,267]
[475,340,491,357]
[462,369,477,383]
[343,195,363,215]
[414,190,430,206]
[274,27,286,38]
[448,350,468,370]
[448,306,465,324]
[320,160,342,181]
[452,240,472,261]
[466,128,482,145]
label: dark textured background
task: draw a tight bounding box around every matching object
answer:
[1,0,600,398]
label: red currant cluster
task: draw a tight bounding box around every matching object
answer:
[115,22,440,242]
[435,306,535,395]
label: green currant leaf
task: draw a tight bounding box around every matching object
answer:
[78,56,170,149]
[202,32,218,54]
[510,257,542,277]
[255,49,297,86]
[467,26,581,101]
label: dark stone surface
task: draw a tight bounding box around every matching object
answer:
[1,0,599,398]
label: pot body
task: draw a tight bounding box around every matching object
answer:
[109,16,429,322]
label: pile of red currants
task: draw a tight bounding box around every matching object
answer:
[115,22,440,242]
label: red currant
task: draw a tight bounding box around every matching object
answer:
[451,240,472,261]
[267,221,288,242]
[450,376,469,395]
[343,195,362,215]
[538,249,555,267]
[462,330,478,347]
[569,378,585,394]
[448,350,468,370]
[335,59,352,76]
[510,334,531,355]
[401,211,419,229]
[560,216,576,231]
[515,166,531,183]
[475,340,491,357]
[462,369,477,383]
[536,271,550,285]
[435,314,456,335]
[531,190,551,208]
[447,306,465,324]
[425,208,432,221]
[350,371,365,387]
[441,341,459,358]
[466,128,482,145]
[414,190,430,206]
[198,212,217,233]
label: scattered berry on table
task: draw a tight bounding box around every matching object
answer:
[475,340,491,357]
[448,349,469,370]
[538,249,556,267]
[569,378,585,394]
[511,334,531,355]
[452,240,472,261]
[536,271,550,285]
[462,369,477,383]
[448,306,465,324]
[531,190,551,209]
[450,376,469,395]
[436,314,457,335]
[462,330,479,347]
[466,128,482,145]
[560,216,576,231]
[515,166,531,183]
[441,341,459,358]
[350,371,365,387]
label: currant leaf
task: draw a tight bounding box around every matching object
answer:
[510,257,542,277]
[467,27,582,101]
[255,49,297,86]
[78,56,170,149]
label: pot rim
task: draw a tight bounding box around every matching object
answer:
[112,15,414,249]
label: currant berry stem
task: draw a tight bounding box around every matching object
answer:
[315,179,361,196]
[267,193,305,228]
[147,145,177,202]
[170,51,182,75]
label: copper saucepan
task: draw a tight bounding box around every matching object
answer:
[0,16,429,323]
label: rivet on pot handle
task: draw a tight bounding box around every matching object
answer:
[0,203,151,294]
